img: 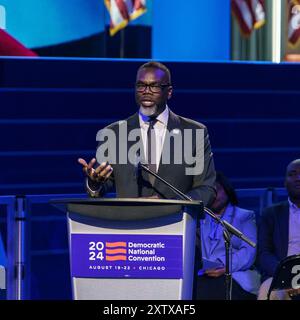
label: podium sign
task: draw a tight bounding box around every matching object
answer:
[71,234,183,279]
[51,198,204,300]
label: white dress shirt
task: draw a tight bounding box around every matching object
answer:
[287,198,300,256]
[138,106,169,172]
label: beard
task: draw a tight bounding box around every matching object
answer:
[139,104,158,117]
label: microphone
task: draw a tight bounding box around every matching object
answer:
[140,164,256,248]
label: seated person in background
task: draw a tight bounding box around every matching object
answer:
[257,159,300,300]
[196,172,260,300]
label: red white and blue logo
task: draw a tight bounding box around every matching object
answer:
[71,234,183,279]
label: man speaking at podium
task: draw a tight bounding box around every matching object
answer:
[78,61,216,207]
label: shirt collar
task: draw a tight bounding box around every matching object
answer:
[288,198,300,213]
[139,105,169,128]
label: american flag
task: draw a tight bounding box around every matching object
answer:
[231,0,265,36]
[104,0,147,36]
[287,0,300,47]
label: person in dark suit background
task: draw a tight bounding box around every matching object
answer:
[78,61,216,206]
[257,159,300,300]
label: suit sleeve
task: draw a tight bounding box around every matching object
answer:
[187,127,216,207]
[257,208,280,277]
[85,127,116,197]
[86,175,115,198]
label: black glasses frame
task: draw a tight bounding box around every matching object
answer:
[135,83,171,93]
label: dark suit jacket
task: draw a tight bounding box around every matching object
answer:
[93,110,216,207]
[257,201,289,281]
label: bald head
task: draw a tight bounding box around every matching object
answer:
[286,159,300,174]
[137,61,171,84]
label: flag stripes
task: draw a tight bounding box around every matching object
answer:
[104,0,147,36]
[231,0,265,36]
[288,0,300,47]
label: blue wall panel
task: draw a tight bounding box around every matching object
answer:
[152,0,231,61]
[1,57,300,299]
[1,0,105,48]
[1,57,300,196]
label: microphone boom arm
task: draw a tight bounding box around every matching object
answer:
[140,164,255,248]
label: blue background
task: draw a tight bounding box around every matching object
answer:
[1,0,230,60]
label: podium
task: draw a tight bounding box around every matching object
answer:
[0,232,6,294]
[0,266,5,290]
[52,198,204,300]
[0,265,5,300]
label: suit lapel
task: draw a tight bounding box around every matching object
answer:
[277,201,289,258]
[155,111,181,186]
[126,112,145,162]
[126,112,140,130]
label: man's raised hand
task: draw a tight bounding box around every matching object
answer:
[78,158,113,183]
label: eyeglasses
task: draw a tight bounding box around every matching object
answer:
[135,83,171,93]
